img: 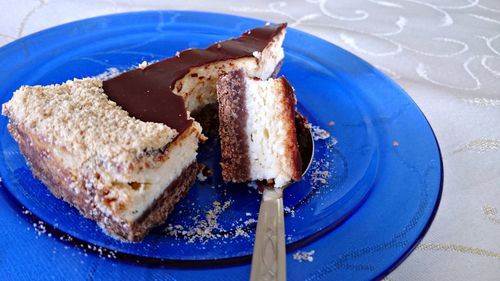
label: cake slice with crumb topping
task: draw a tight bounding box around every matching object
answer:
[216,69,301,187]
[2,78,203,241]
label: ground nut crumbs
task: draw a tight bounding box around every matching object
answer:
[311,170,330,185]
[164,200,257,243]
[21,208,117,260]
[310,125,330,141]
[164,200,233,243]
[293,250,315,262]
[137,61,149,69]
[197,165,213,182]
[2,78,178,175]
[247,181,258,190]
[300,121,338,198]
[197,171,207,182]
[94,67,122,80]
[94,60,159,80]
[326,136,338,148]
[284,206,296,218]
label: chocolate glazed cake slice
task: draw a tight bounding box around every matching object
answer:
[103,23,287,117]
[217,69,302,187]
[2,23,288,241]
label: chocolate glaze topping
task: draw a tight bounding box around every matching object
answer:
[103,23,287,133]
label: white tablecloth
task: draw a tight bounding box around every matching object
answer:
[2,1,499,280]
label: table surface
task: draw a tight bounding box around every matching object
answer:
[0,1,499,280]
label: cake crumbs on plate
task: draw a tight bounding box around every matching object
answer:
[93,67,122,80]
[311,170,330,185]
[293,250,315,262]
[306,122,331,141]
[247,181,258,190]
[284,206,296,217]
[326,136,338,149]
[33,220,47,236]
[234,227,250,238]
[94,59,159,80]
[311,125,330,141]
[243,218,257,226]
[137,60,149,70]
[197,165,213,182]
[24,211,118,260]
[196,171,207,182]
[164,200,234,243]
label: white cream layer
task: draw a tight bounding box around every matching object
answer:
[244,78,293,187]
[119,129,199,222]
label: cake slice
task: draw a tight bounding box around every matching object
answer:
[216,70,301,187]
[2,79,203,241]
[103,23,287,119]
[171,23,287,113]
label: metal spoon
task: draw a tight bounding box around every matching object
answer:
[250,113,314,281]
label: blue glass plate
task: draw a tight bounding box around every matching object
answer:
[0,11,442,280]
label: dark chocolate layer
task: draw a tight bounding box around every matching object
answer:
[103,23,286,133]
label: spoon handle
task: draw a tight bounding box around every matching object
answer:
[250,188,286,281]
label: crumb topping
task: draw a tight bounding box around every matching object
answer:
[293,250,315,262]
[2,78,178,174]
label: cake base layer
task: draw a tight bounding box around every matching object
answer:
[9,123,199,241]
[130,161,198,241]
